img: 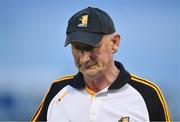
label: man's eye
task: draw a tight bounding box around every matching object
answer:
[74,45,82,50]
[74,44,94,51]
[85,46,94,51]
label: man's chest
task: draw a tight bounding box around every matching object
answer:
[47,85,149,122]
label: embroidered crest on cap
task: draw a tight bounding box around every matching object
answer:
[78,15,88,27]
[118,117,129,122]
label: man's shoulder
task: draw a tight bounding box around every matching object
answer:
[129,74,164,103]
[129,74,161,92]
[50,75,75,88]
[129,75,171,121]
[53,75,75,83]
[43,75,76,104]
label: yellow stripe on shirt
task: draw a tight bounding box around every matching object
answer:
[131,74,171,122]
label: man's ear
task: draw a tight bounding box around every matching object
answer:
[111,33,120,54]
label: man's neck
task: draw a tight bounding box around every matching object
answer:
[84,64,120,93]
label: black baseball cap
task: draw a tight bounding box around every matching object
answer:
[65,7,116,47]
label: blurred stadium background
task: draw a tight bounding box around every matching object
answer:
[0,0,179,120]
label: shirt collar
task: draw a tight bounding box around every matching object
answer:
[70,61,131,90]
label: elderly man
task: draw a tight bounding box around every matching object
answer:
[32,7,171,122]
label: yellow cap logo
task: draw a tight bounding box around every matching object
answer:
[78,15,88,27]
[118,117,129,122]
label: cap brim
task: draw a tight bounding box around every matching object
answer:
[65,31,103,47]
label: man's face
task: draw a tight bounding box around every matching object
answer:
[71,34,118,78]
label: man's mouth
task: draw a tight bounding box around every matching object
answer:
[81,61,97,69]
[85,63,96,69]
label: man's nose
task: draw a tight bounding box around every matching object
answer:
[79,51,91,65]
